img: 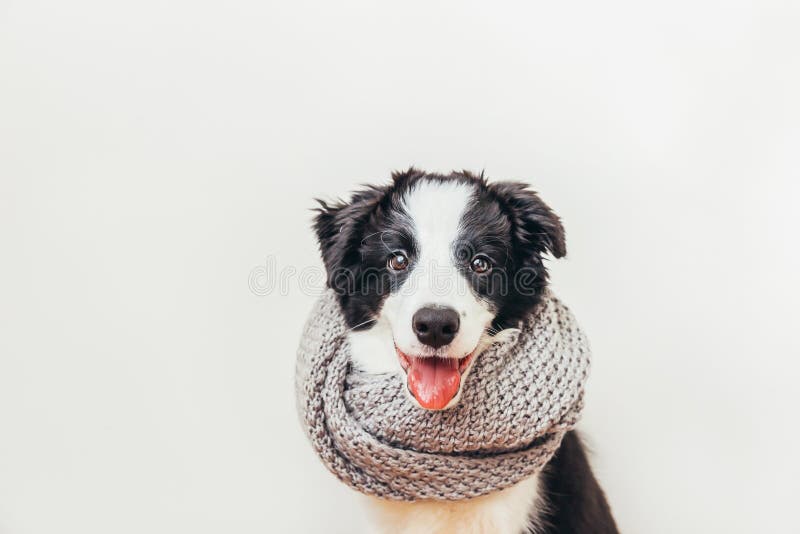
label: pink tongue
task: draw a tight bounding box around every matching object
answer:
[406,357,461,411]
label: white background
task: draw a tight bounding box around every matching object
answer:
[1,1,798,532]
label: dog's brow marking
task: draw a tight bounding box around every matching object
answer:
[474,235,512,265]
[360,229,409,263]
[360,230,383,245]
[378,231,395,255]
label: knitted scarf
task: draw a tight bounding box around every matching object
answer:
[295,290,590,502]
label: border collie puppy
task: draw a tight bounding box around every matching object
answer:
[314,168,618,534]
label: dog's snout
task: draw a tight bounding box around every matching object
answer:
[412,307,460,348]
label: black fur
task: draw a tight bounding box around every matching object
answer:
[465,180,566,330]
[534,431,619,533]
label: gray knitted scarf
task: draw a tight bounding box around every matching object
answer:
[295,289,590,502]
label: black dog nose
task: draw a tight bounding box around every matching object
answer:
[412,307,460,348]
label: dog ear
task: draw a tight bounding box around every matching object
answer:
[313,168,422,268]
[313,185,386,281]
[488,181,566,259]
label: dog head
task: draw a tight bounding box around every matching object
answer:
[313,168,565,410]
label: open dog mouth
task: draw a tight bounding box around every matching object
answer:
[395,346,476,411]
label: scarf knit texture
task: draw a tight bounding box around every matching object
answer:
[295,289,591,502]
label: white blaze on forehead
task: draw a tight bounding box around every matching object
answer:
[401,179,475,265]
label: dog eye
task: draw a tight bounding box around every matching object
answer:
[387,252,409,271]
[470,255,492,274]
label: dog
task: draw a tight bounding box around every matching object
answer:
[313,168,618,534]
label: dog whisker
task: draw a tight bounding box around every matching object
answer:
[344,318,377,333]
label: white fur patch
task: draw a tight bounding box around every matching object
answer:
[364,475,542,534]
